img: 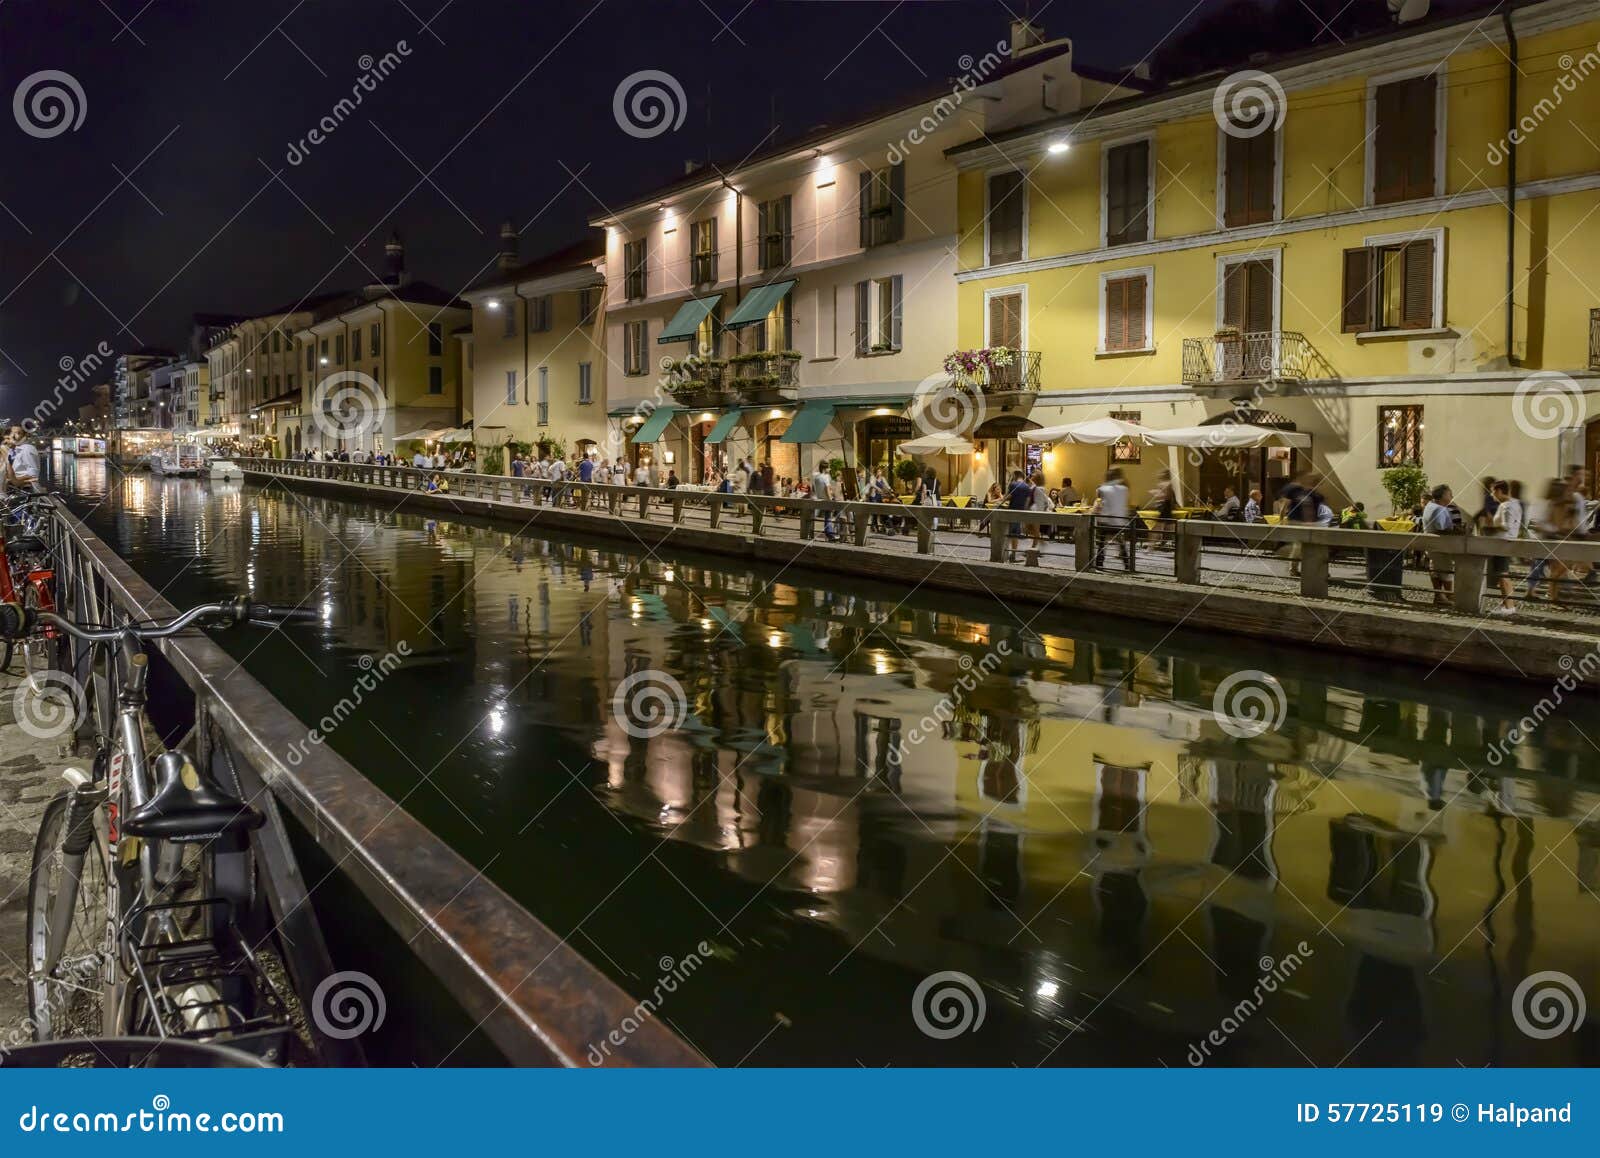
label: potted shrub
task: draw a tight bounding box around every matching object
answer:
[1381,465,1429,516]
[894,457,921,493]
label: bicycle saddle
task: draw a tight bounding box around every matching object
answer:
[123,752,265,844]
[5,535,47,556]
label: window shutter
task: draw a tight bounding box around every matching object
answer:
[890,275,903,349]
[889,163,906,242]
[1341,247,1373,333]
[1125,277,1147,349]
[854,280,869,355]
[858,171,871,248]
[1401,238,1435,329]
[1224,134,1249,228]
[1104,280,1127,351]
[1407,80,1436,198]
[1245,262,1273,334]
[1223,263,1246,329]
[757,200,770,269]
[1247,133,1275,224]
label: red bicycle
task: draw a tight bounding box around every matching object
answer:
[1,492,59,674]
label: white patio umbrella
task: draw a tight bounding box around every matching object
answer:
[436,427,474,443]
[1017,416,1151,445]
[392,421,451,440]
[898,432,975,455]
[1140,423,1309,449]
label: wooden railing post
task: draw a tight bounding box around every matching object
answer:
[854,504,870,547]
[1299,537,1330,599]
[990,515,1007,563]
[1453,548,1486,615]
[915,510,933,555]
[1073,517,1094,572]
[1175,522,1203,585]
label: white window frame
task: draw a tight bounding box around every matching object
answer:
[1213,124,1284,231]
[1096,266,1154,355]
[1364,62,1448,208]
[982,165,1029,268]
[1100,131,1156,250]
[623,320,647,376]
[981,284,1028,350]
[866,275,900,350]
[1213,247,1283,333]
[505,369,517,406]
[1360,225,1446,333]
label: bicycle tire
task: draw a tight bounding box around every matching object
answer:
[25,790,112,1041]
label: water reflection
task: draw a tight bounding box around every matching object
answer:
[54,456,1600,1066]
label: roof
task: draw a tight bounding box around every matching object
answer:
[592,40,1111,223]
[466,233,605,294]
[305,281,470,322]
[947,0,1534,158]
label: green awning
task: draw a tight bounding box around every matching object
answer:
[657,295,722,344]
[724,280,796,330]
[779,403,834,444]
[705,411,743,444]
[631,406,677,444]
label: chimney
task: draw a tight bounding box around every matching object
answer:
[498,220,519,271]
[684,159,704,176]
[383,229,407,286]
[1009,18,1045,57]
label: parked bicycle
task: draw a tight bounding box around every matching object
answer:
[0,595,318,1061]
[0,489,58,674]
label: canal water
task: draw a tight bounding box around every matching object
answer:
[51,456,1599,1066]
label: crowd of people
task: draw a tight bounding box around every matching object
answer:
[300,445,477,471]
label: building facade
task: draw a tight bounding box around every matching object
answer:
[950,0,1600,510]
[464,229,608,469]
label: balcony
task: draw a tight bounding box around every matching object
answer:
[945,348,1042,395]
[661,357,735,409]
[729,352,800,404]
[1590,308,1598,371]
[1182,330,1311,387]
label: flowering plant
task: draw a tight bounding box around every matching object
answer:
[943,346,1017,376]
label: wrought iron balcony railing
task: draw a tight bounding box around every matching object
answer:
[948,349,1042,394]
[1182,331,1311,386]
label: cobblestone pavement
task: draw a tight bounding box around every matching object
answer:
[0,665,75,1038]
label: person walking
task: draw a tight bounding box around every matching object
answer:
[1028,470,1053,551]
[1485,479,1523,616]
[1421,483,1458,606]
[1093,467,1133,571]
[1527,478,1575,603]
[811,461,837,540]
[1004,470,1033,562]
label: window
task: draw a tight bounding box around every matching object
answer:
[1104,139,1152,246]
[529,295,553,333]
[578,362,593,404]
[1221,258,1275,334]
[624,238,647,300]
[816,286,837,358]
[1341,234,1438,332]
[853,275,901,353]
[271,331,280,352]
[757,292,791,353]
[690,218,717,284]
[428,366,443,394]
[1222,127,1276,227]
[623,320,648,375]
[694,300,721,358]
[370,324,381,357]
[1371,73,1437,205]
[757,195,791,270]
[859,163,905,248]
[320,338,328,359]
[305,345,314,372]
[505,369,518,405]
[428,323,442,355]
[537,366,549,425]
[986,171,1024,265]
[1378,405,1423,467]
[334,334,344,363]
[502,302,517,338]
[578,287,599,325]
[1110,410,1143,464]
[1101,271,1151,353]
[986,289,1023,350]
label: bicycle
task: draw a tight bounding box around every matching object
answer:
[0,491,59,674]
[0,595,318,1061]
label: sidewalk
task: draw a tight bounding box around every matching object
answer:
[0,665,69,1037]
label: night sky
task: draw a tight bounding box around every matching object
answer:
[0,0,1240,412]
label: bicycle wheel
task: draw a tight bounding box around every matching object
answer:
[26,790,112,1041]
[18,582,67,682]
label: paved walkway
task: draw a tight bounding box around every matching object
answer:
[0,665,70,1039]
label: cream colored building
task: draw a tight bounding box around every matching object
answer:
[205,308,320,447]
[463,228,608,470]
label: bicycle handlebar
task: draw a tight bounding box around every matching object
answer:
[0,596,322,642]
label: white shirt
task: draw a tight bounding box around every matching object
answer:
[1494,497,1524,538]
[1030,484,1052,512]
[811,470,833,500]
[634,466,651,486]
[9,441,40,479]
[1096,482,1129,520]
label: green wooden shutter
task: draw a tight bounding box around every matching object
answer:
[854,281,869,355]
[890,275,903,349]
[858,171,871,247]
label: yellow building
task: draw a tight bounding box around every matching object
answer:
[289,234,471,457]
[950,0,1600,510]
[464,228,608,471]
